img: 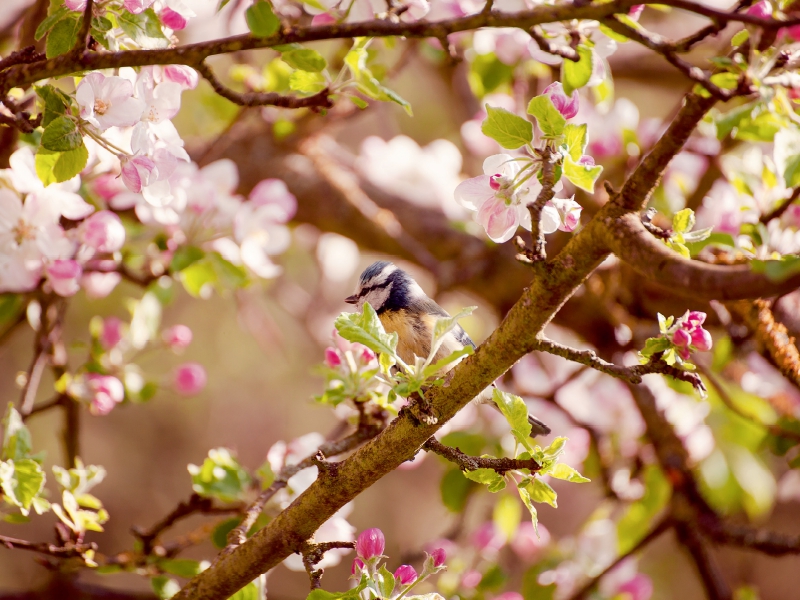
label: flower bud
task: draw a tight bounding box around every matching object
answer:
[358,347,376,364]
[160,7,187,30]
[543,82,580,119]
[120,155,157,193]
[351,558,365,575]
[164,65,199,90]
[46,260,82,297]
[672,328,691,348]
[82,211,126,254]
[355,528,385,560]
[163,325,193,350]
[86,374,125,415]
[173,363,207,396]
[691,327,712,352]
[746,0,771,18]
[684,310,707,328]
[628,4,644,19]
[100,317,124,350]
[431,547,446,567]
[394,564,418,585]
[324,347,342,368]
[617,573,654,600]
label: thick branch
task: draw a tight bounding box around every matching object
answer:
[701,520,800,556]
[423,437,541,473]
[675,523,732,600]
[606,212,800,299]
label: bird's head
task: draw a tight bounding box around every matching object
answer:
[345,261,426,313]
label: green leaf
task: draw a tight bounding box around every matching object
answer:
[2,404,32,461]
[562,123,587,161]
[492,389,533,452]
[212,517,242,548]
[467,52,514,97]
[376,565,396,599]
[441,467,475,512]
[180,260,217,298]
[731,29,749,46]
[118,8,169,49]
[289,70,327,93]
[159,559,203,578]
[187,448,251,502]
[246,1,280,37]
[422,346,473,379]
[52,460,106,496]
[526,95,566,138]
[672,208,695,234]
[463,468,506,492]
[35,84,72,128]
[45,15,80,58]
[493,493,522,541]
[713,101,757,140]
[256,459,274,489]
[36,6,71,41]
[307,577,368,600]
[562,45,593,95]
[170,246,205,273]
[151,576,181,600]
[750,257,800,283]
[0,459,46,515]
[639,336,671,359]
[34,143,88,186]
[540,436,568,463]
[282,48,327,72]
[481,105,533,150]
[549,463,590,483]
[334,303,398,362]
[562,154,602,193]
[524,477,557,507]
[229,582,262,600]
[517,485,539,535]
[41,116,82,152]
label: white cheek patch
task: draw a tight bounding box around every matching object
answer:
[361,281,392,310]
[369,263,397,288]
[407,281,427,300]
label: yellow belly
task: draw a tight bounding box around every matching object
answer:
[379,310,461,365]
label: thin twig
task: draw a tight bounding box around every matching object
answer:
[0,533,96,558]
[760,187,800,224]
[528,26,579,61]
[423,437,541,473]
[22,394,66,421]
[301,541,355,590]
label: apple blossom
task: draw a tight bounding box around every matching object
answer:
[461,570,482,589]
[86,374,125,415]
[543,82,580,119]
[123,0,156,14]
[120,155,157,193]
[394,564,418,585]
[324,347,342,367]
[82,271,122,299]
[81,211,126,254]
[431,547,446,567]
[163,65,199,90]
[746,0,771,18]
[46,260,82,297]
[351,558,365,575]
[100,317,124,350]
[173,363,207,396]
[77,73,146,131]
[542,197,582,233]
[355,528,385,560]
[162,325,192,350]
[65,0,87,9]
[160,7,187,29]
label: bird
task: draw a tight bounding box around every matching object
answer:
[345,260,550,436]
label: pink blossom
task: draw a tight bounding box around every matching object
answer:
[578,155,595,166]
[672,328,691,348]
[746,0,772,18]
[455,154,539,243]
[136,68,183,124]
[472,522,504,553]
[617,574,654,600]
[65,0,87,9]
[394,564,418,585]
[162,325,192,350]
[543,82,579,119]
[430,547,446,567]
[462,570,482,589]
[312,13,337,25]
[351,558,365,575]
[691,327,712,352]
[160,7,187,29]
[46,260,82,296]
[120,155,157,193]
[173,362,207,396]
[782,24,800,41]
[324,347,342,367]
[76,73,145,131]
[91,174,127,202]
[100,317,124,350]
[123,0,155,14]
[249,179,298,223]
[82,271,121,299]
[628,4,644,19]
[542,197,582,233]
[87,374,125,415]
[355,528,385,560]
[683,310,706,329]
[511,522,550,563]
[81,210,126,253]
[163,65,199,90]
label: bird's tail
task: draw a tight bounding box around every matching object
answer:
[528,414,551,437]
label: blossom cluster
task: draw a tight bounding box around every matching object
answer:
[639,310,713,368]
[64,0,196,33]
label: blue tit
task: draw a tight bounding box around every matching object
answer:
[345,260,550,436]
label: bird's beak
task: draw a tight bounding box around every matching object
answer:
[344,295,358,305]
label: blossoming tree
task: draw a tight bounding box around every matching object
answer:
[2,0,800,599]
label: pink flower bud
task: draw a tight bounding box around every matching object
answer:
[324,347,342,368]
[617,574,654,600]
[312,13,337,25]
[164,65,199,90]
[100,317,124,350]
[46,260,82,297]
[746,0,771,18]
[684,310,707,328]
[472,522,503,552]
[123,0,155,14]
[394,565,418,585]
[82,211,126,253]
[543,82,580,119]
[163,325,192,350]
[691,327,712,352]
[65,0,87,10]
[430,547,446,567]
[359,347,376,364]
[578,155,595,166]
[173,363,207,396]
[678,347,691,361]
[628,4,644,19]
[782,24,800,42]
[672,328,691,348]
[87,374,124,415]
[120,154,157,193]
[351,558,365,575]
[160,7,187,30]
[356,528,385,560]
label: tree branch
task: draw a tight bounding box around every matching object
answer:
[423,437,541,473]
